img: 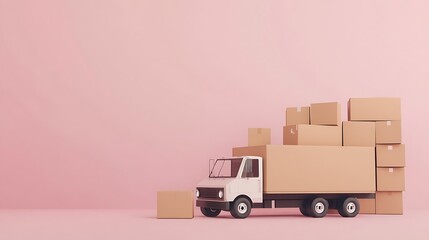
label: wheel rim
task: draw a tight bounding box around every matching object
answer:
[209,208,217,213]
[346,202,356,213]
[237,202,248,214]
[314,202,325,214]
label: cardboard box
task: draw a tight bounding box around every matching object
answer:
[342,121,375,146]
[376,191,403,215]
[157,191,194,219]
[348,98,401,121]
[376,144,405,167]
[286,106,310,126]
[248,128,271,146]
[358,198,376,214]
[310,102,341,126]
[375,121,401,144]
[232,145,376,194]
[283,125,342,146]
[377,167,405,191]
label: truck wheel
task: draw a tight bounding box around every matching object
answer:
[337,197,360,217]
[200,207,221,217]
[306,198,329,218]
[230,198,251,219]
[299,202,310,217]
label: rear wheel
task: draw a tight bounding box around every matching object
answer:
[337,197,360,217]
[306,197,329,218]
[230,198,252,219]
[201,207,221,217]
[299,201,310,217]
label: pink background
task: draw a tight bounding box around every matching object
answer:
[1,0,428,210]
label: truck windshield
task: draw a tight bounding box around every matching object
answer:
[209,158,243,178]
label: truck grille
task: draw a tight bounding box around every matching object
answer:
[197,188,222,199]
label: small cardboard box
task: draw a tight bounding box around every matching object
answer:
[375,121,401,144]
[376,144,405,167]
[377,167,405,191]
[283,125,342,146]
[310,102,341,126]
[376,191,403,215]
[348,98,401,121]
[157,191,194,219]
[342,121,375,146]
[359,198,376,214]
[286,106,310,126]
[248,128,271,146]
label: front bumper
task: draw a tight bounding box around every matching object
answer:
[196,200,230,211]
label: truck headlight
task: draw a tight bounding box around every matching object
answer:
[218,190,223,199]
[196,189,200,198]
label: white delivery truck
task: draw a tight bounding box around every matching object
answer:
[196,145,376,218]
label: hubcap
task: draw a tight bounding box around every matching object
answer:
[315,202,325,214]
[209,208,217,213]
[346,202,356,213]
[237,202,248,214]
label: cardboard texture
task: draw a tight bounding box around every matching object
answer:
[376,144,405,167]
[348,98,401,121]
[376,191,403,215]
[232,145,376,194]
[342,121,375,146]
[286,107,310,126]
[377,167,405,191]
[375,121,401,144]
[310,102,341,126]
[248,128,271,146]
[358,198,376,214]
[283,125,342,146]
[157,191,194,219]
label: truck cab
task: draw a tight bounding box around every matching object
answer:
[196,156,262,218]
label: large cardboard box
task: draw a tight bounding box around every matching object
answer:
[342,121,375,146]
[157,191,194,219]
[310,102,341,126]
[286,106,310,126]
[377,167,405,191]
[359,198,376,214]
[283,125,342,146]
[375,121,401,144]
[376,191,403,215]
[348,98,401,121]
[376,144,405,167]
[248,128,271,146]
[232,145,376,194]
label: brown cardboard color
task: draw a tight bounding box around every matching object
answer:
[376,144,405,167]
[375,121,401,144]
[377,167,405,191]
[342,121,375,146]
[376,191,403,215]
[283,125,342,146]
[157,191,194,219]
[359,198,376,214]
[248,128,271,146]
[286,106,310,126]
[310,102,341,126]
[348,98,401,121]
[232,145,376,194]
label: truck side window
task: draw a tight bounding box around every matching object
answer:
[241,159,259,178]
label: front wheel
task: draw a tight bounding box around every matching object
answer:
[230,198,252,219]
[337,197,360,217]
[201,207,221,217]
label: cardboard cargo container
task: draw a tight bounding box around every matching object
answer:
[376,191,403,215]
[348,98,401,121]
[377,167,405,191]
[248,128,271,146]
[358,198,376,214]
[342,121,375,147]
[310,102,341,126]
[286,106,310,126]
[376,144,405,167]
[232,145,376,194]
[157,191,194,219]
[375,121,401,144]
[283,125,342,146]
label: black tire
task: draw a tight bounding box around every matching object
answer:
[306,197,329,218]
[299,202,310,217]
[200,207,221,217]
[337,197,360,217]
[230,198,252,219]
